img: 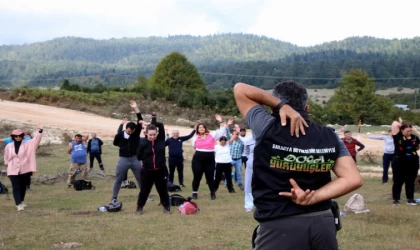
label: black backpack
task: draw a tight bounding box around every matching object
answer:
[122,181,137,189]
[0,181,8,194]
[169,194,187,206]
[167,181,181,192]
[73,180,95,191]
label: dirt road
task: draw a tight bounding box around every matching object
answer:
[0,100,193,141]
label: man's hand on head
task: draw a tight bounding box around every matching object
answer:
[279,105,308,137]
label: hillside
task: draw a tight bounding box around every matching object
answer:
[0,34,420,88]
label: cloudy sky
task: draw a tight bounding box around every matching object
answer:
[0,0,419,46]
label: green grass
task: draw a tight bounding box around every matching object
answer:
[1,144,420,250]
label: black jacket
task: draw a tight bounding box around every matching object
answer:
[113,112,143,157]
[137,122,166,170]
[87,138,103,154]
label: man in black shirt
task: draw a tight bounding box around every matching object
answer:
[110,100,143,204]
[234,81,363,250]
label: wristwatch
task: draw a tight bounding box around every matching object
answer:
[276,99,289,110]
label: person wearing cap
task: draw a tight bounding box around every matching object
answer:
[87,132,104,172]
[66,133,89,188]
[3,125,43,211]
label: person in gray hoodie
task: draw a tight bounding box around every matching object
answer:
[368,129,394,184]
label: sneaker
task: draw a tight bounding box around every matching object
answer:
[211,192,216,200]
[17,203,25,211]
[228,188,236,193]
[147,197,154,202]
[89,168,93,172]
[238,184,244,191]
[192,193,198,200]
[135,206,143,215]
[180,184,186,188]
[392,200,400,206]
[110,198,117,204]
[163,206,171,214]
[406,200,417,206]
[21,202,27,208]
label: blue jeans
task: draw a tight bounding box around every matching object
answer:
[382,153,393,183]
[231,159,242,185]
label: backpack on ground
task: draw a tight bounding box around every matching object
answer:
[121,180,137,189]
[167,181,181,192]
[73,180,95,191]
[178,199,199,215]
[0,181,8,194]
[169,194,187,206]
[344,193,368,213]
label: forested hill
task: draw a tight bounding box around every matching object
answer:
[0,34,419,88]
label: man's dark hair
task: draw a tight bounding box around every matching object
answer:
[75,134,82,138]
[219,136,227,141]
[146,124,157,132]
[344,131,351,134]
[240,128,246,132]
[272,80,308,111]
[126,122,136,130]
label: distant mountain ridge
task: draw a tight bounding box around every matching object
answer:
[0,34,419,88]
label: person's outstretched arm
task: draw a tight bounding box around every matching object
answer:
[356,141,365,152]
[156,122,166,142]
[391,117,403,135]
[179,129,197,142]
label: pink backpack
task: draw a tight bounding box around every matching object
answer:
[178,200,199,215]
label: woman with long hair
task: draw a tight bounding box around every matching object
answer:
[4,125,43,211]
[390,118,420,206]
[214,119,235,193]
[191,114,226,200]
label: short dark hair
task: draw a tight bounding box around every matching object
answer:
[240,128,246,132]
[344,131,351,134]
[272,80,308,111]
[75,134,82,138]
[126,122,136,130]
[146,124,157,132]
[219,136,227,141]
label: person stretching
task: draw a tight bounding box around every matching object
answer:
[165,127,196,187]
[191,114,226,200]
[214,119,235,193]
[136,123,170,215]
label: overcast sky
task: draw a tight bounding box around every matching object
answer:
[1,0,419,46]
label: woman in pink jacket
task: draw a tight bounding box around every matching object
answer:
[4,125,43,211]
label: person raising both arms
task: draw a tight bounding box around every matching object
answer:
[136,122,170,215]
[4,125,43,211]
[214,119,235,194]
[191,114,227,200]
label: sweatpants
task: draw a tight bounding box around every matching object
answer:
[67,163,88,185]
[112,156,142,200]
[192,151,215,194]
[168,158,184,185]
[214,162,233,192]
[392,156,419,201]
[244,155,254,210]
[382,153,393,183]
[137,167,169,208]
[9,172,32,205]
[89,152,104,170]
[254,211,338,250]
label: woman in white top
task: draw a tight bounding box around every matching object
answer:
[214,122,236,193]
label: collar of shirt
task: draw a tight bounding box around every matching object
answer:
[124,132,130,139]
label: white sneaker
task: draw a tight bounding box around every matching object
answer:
[21,202,27,208]
[245,208,253,212]
[17,203,25,211]
[147,197,154,202]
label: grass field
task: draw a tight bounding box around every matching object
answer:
[1,143,420,250]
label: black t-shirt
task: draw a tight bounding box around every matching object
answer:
[246,105,349,222]
[392,132,420,158]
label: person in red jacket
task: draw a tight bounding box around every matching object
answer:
[342,131,365,163]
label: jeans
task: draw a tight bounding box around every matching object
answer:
[231,159,242,185]
[382,153,393,183]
